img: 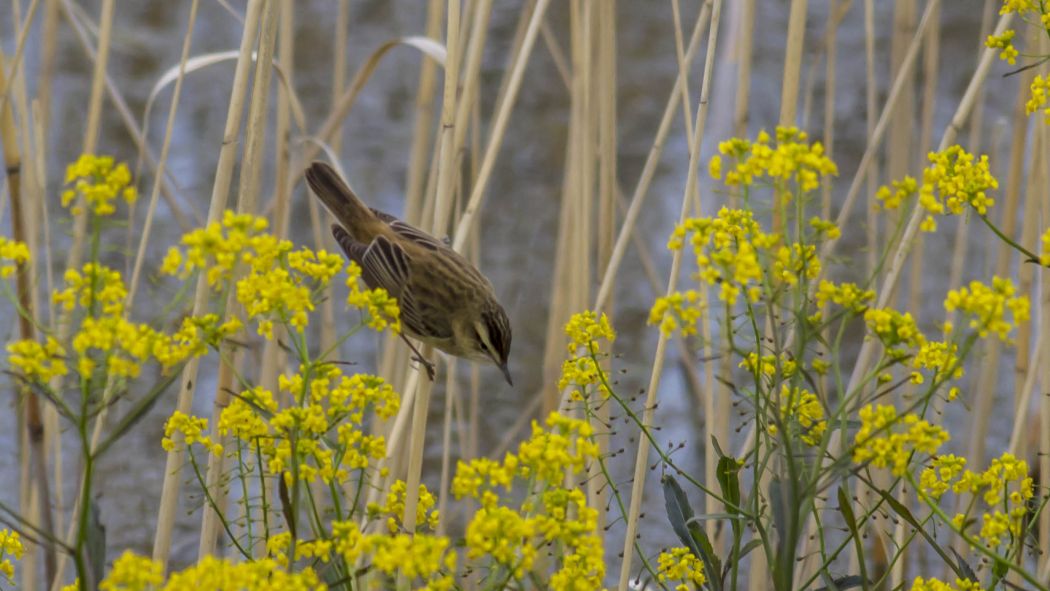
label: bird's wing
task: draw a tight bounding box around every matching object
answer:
[370,207,445,252]
[331,225,428,336]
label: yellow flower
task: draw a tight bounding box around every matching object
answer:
[7,336,68,383]
[777,386,827,446]
[61,154,137,217]
[917,146,998,231]
[0,529,24,583]
[0,237,30,278]
[944,277,1028,341]
[657,546,706,591]
[985,30,1018,64]
[162,411,222,456]
[852,404,948,476]
[815,280,875,314]
[875,176,918,210]
[560,312,616,399]
[345,262,401,333]
[1029,74,1050,124]
[99,551,163,591]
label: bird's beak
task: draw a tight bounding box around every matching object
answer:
[499,361,513,387]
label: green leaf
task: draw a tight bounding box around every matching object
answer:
[814,575,865,591]
[662,474,723,591]
[85,501,106,589]
[717,456,742,540]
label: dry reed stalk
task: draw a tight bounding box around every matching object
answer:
[617,3,722,589]
[885,0,916,274]
[772,0,807,235]
[197,0,279,558]
[258,0,297,385]
[402,0,468,544]
[963,1,1010,477]
[779,0,808,127]
[37,0,58,134]
[1038,118,1050,580]
[404,0,443,221]
[1001,41,1038,424]
[331,0,349,156]
[151,0,264,567]
[0,50,54,590]
[889,4,940,583]
[1018,124,1045,543]
[593,5,708,312]
[864,0,878,274]
[449,0,551,252]
[592,0,617,534]
[733,0,755,138]
[30,101,54,591]
[541,0,596,413]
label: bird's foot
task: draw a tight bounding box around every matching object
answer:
[413,355,436,381]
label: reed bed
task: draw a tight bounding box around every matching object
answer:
[1,1,1050,590]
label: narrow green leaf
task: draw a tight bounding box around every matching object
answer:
[94,371,180,458]
[662,474,723,591]
[814,575,865,591]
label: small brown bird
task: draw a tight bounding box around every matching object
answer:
[305,161,513,385]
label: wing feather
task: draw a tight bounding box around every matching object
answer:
[331,225,429,337]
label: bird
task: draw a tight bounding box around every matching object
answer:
[304,161,513,386]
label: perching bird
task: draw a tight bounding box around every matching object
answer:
[304,161,513,386]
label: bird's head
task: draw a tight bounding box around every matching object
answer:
[471,304,513,386]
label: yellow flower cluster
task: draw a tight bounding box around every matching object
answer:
[331,521,455,590]
[452,412,604,589]
[650,291,702,336]
[708,126,838,194]
[908,577,983,591]
[920,452,1033,549]
[1029,75,1050,125]
[864,308,923,354]
[559,311,616,399]
[853,404,948,476]
[739,351,798,381]
[265,533,334,568]
[918,146,998,232]
[875,176,918,210]
[985,30,1018,64]
[657,546,706,591]
[96,552,324,591]
[162,411,222,456]
[99,551,164,591]
[777,386,827,446]
[0,237,29,278]
[815,280,875,315]
[944,278,1029,341]
[344,261,401,333]
[163,211,353,339]
[367,479,440,533]
[664,208,827,309]
[7,336,68,382]
[0,529,24,583]
[44,264,210,380]
[185,365,399,486]
[61,154,138,216]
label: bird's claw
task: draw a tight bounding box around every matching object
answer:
[413,355,436,381]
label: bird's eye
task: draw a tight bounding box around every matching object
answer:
[471,327,486,349]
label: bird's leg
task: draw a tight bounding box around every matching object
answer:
[398,334,436,381]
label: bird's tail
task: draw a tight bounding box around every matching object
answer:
[304,161,383,240]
